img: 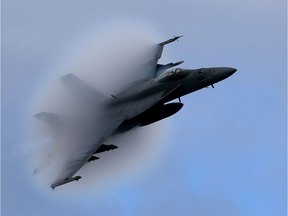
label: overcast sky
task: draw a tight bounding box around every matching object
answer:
[2,0,286,215]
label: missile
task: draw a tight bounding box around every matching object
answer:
[160,35,183,45]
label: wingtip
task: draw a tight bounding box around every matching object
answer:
[50,176,82,190]
[159,35,183,45]
[175,35,183,39]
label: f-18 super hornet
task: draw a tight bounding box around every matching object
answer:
[34,36,237,189]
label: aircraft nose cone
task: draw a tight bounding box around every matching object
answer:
[215,67,237,80]
[229,67,237,74]
[222,67,237,76]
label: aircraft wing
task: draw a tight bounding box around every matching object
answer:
[34,73,123,189]
[50,118,123,189]
[35,37,183,189]
[142,36,183,81]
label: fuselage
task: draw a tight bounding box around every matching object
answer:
[162,67,237,102]
[109,67,237,134]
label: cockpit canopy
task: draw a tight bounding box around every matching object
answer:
[155,68,189,83]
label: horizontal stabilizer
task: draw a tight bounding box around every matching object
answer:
[94,144,118,154]
[61,73,106,103]
[51,176,81,190]
[34,112,59,125]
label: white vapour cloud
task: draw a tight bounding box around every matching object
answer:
[29,23,168,194]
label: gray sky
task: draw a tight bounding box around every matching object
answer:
[2,0,286,215]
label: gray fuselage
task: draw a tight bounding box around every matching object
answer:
[109,67,237,134]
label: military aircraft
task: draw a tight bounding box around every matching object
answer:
[34,36,236,189]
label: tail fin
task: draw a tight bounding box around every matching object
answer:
[61,74,107,103]
[34,112,60,125]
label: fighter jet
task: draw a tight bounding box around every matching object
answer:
[34,36,236,189]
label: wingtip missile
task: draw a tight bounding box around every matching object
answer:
[174,35,183,41]
[159,35,183,45]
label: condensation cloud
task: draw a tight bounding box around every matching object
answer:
[28,23,170,196]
